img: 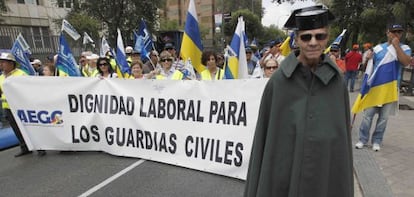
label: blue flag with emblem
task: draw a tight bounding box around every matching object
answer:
[11,35,35,75]
[55,33,81,76]
[135,19,153,61]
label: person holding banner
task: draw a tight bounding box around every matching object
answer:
[262,59,278,78]
[0,52,31,157]
[155,51,183,80]
[354,23,411,151]
[130,60,152,79]
[97,57,117,78]
[85,54,99,77]
[79,51,92,77]
[200,50,224,80]
[244,5,353,197]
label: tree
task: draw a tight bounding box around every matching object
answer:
[0,0,7,22]
[0,0,6,12]
[331,0,414,49]
[261,25,286,46]
[223,9,263,42]
[159,19,180,32]
[68,0,163,47]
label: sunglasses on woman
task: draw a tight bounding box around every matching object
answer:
[161,58,173,62]
[265,66,278,70]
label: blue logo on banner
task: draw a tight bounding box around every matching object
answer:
[17,110,63,125]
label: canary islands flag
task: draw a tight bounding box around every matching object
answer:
[351,43,411,113]
[115,28,131,77]
[224,16,248,79]
[180,0,204,73]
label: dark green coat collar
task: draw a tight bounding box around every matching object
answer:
[280,52,340,85]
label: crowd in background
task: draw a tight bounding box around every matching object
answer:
[23,39,291,81]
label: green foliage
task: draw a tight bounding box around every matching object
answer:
[222,8,286,48]
[67,0,163,46]
[221,0,263,19]
[67,13,100,40]
[0,0,5,11]
[329,0,414,49]
[159,19,181,31]
[53,13,100,51]
[261,25,286,46]
[223,9,263,40]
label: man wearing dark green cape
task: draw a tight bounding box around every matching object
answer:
[244,5,354,197]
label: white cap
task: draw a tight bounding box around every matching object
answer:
[81,51,93,57]
[30,59,42,65]
[0,52,16,62]
[86,54,99,60]
[125,46,133,54]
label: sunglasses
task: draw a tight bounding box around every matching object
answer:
[98,63,108,66]
[299,33,328,42]
[390,30,403,34]
[330,50,338,52]
[265,66,278,70]
[161,58,173,62]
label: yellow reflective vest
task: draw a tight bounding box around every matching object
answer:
[156,70,184,80]
[200,68,224,80]
[0,69,27,109]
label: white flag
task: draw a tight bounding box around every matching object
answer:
[61,19,81,40]
[83,32,94,45]
[100,36,111,57]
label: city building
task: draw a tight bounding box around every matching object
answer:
[0,0,73,59]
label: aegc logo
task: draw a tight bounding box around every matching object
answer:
[17,110,63,126]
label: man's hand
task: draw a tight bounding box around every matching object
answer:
[391,35,401,47]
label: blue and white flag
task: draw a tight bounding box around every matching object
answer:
[332,29,347,45]
[116,28,130,75]
[135,19,153,61]
[224,16,248,79]
[11,35,35,75]
[55,33,81,76]
[15,33,31,55]
[352,43,411,113]
[61,19,81,40]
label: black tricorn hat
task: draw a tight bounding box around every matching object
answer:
[284,5,335,30]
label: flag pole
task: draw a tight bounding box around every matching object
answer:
[351,113,357,129]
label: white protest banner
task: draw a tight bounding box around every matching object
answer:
[3,77,267,180]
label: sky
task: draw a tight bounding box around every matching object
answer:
[262,0,317,28]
